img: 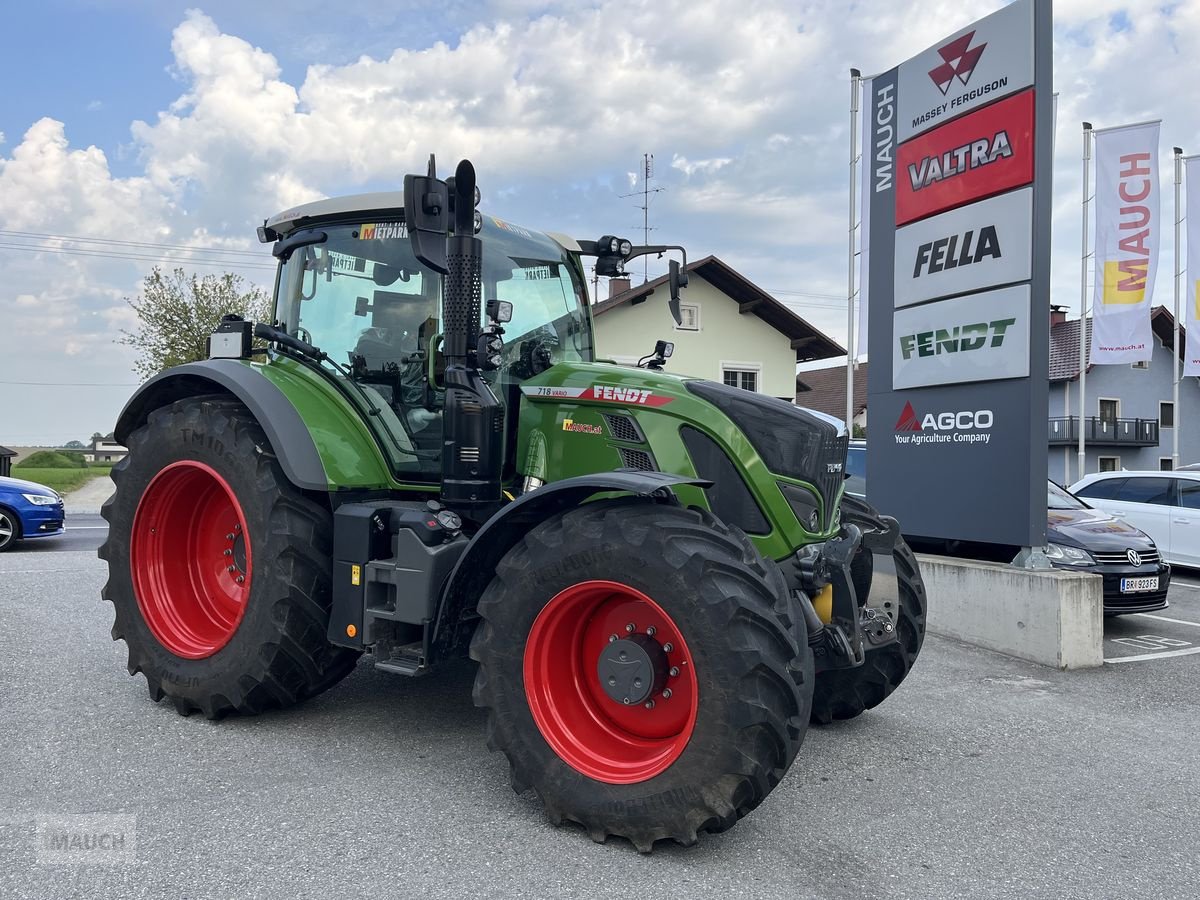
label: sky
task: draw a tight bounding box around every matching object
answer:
[1,0,1198,444]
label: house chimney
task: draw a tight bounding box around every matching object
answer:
[1050,304,1069,327]
[608,277,631,299]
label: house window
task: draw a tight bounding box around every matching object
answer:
[675,303,700,331]
[722,367,759,392]
[1131,360,1149,370]
[1160,401,1175,428]
[1098,456,1120,472]
[1160,458,1174,471]
[1098,399,1119,427]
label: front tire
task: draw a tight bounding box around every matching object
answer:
[471,499,812,851]
[810,494,926,724]
[99,395,360,718]
[0,507,20,552]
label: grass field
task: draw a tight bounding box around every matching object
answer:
[11,466,115,495]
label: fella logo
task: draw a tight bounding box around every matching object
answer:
[895,89,1035,225]
[928,32,987,95]
[913,225,1002,277]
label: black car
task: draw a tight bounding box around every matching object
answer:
[1046,481,1170,615]
[844,444,1169,615]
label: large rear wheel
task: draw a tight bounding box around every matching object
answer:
[471,499,812,851]
[99,395,360,717]
[810,494,926,724]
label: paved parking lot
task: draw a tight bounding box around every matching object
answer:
[2,530,1198,899]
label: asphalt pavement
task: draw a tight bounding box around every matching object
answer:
[1,534,1199,899]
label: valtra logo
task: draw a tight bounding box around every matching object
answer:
[928,32,987,95]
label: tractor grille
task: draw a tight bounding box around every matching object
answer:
[681,426,770,535]
[618,448,657,471]
[1093,549,1161,566]
[602,413,643,443]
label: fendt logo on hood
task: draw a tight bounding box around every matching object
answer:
[928,31,987,95]
[894,401,993,446]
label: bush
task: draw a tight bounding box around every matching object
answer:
[17,450,87,469]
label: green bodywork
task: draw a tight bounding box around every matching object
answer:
[242,346,840,561]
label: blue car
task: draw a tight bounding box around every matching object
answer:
[0,475,66,551]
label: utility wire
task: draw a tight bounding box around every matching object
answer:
[0,228,265,258]
[0,241,276,272]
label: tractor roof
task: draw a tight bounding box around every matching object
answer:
[265,192,404,235]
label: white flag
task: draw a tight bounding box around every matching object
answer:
[1090,121,1160,364]
[856,76,871,360]
[1186,156,1200,376]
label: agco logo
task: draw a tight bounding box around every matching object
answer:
[928,31,987,95]
[894,401,993,446]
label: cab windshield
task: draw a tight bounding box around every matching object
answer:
[274,215,591,480]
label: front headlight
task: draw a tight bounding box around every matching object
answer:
[22,493,60,506]
[1045,542,1095,566]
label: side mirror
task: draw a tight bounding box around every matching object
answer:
[404,156,450,274]
[668,259,689,325]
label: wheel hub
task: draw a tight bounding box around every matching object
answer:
[597,635,668,706]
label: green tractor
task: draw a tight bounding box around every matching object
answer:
[100,159,925,851]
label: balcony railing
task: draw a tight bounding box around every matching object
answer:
[1047,417,1160,447]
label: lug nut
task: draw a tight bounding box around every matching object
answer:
[663,643,674,653]
[625,623,635,633]
[228,565,237,573]
[644,700,655,709]
[662,689,672,699]
[609,634,618,643]
[885,623,894,632]
[669,666,680,677]
[622,697,631,705]
[236,575,245,584]
[223,549,232,557]
[226,533,235,541]
[646,626,656,637]
[234,524,241,532]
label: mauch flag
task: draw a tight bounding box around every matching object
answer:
[1186,156,1200,376]
[1090,121,1161,364]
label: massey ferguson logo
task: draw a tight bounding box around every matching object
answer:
[894,401,993,446]
[929,31,987,95]
[907,131,1013,192]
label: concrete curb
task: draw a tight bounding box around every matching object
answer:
[918,553,1104,669]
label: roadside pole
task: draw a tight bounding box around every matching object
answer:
[1078,122,1092,483]
[846,68,861,430]
[1174,146,1183,470]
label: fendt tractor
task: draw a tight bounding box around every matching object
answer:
[100,158,925,851]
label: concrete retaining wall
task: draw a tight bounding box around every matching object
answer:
[917,555,1104,669]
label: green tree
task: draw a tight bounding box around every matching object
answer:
[119,267,271,380]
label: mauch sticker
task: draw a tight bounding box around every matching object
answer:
[490,217,534,239]
[562,419,603,435]
[358,222,407,240]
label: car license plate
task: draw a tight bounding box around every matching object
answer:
[1120,576,1159,593]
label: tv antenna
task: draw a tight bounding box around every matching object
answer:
[619,153,666,283]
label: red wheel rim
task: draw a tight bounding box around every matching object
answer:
[130,461,252,659]
[523,580,699,784]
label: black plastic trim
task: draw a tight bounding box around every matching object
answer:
[114,360,328,492]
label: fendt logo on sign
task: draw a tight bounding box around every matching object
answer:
[928,31,987,95]
[897,317,1016,361]
[895,89,1035,226]
[894,401,994,446]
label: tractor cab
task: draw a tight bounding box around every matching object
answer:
[264,197,595,482]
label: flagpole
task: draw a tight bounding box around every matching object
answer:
[1078,122,1092,483]
[1175,146,1184,470]
[846,68,861,430]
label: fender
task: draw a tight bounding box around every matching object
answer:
[428,470,711,662]
[114,360,328,492]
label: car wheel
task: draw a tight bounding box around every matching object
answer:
[0,507,20,552]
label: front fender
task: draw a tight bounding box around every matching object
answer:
[429,470,710,662]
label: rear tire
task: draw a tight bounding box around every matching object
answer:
[810,494,926,724]
[471,499,812,852]
[99,395,360,718]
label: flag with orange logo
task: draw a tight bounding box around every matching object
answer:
[1090,121,1160,364]
[1186,155,1200,376]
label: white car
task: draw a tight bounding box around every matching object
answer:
[1068,471,1200,567]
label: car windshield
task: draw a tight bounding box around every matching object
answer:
[274,215,591,480]
[1048,481,1088,510]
